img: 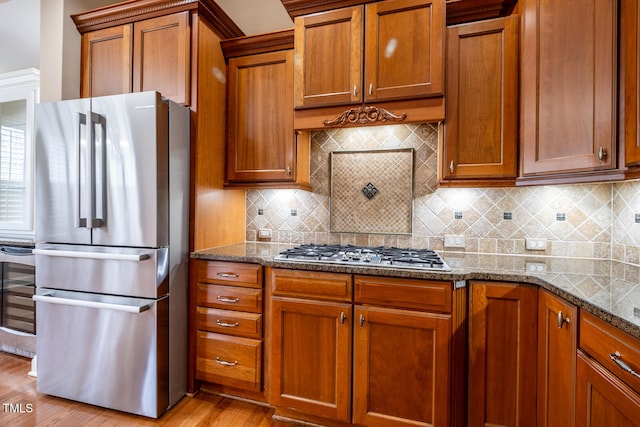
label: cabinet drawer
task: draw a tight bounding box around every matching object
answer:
[580,311,640,395]
[197,307,262,339]
[197,284,263,313]
[196,260,262,288]
[270,268,352,302]
[196,331,262,392]
[354,275,452,313]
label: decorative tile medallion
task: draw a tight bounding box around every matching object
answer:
[330,149,413,234]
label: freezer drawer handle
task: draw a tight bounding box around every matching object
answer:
[33,294,150,314]
[33,249,150,261]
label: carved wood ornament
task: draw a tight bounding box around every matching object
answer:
[323,105,407,126]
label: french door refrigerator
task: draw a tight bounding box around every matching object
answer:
[32,91,189,418]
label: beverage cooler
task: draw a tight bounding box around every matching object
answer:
[0,245,36,357]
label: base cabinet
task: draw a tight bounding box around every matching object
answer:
[268,269,462,426]
[468,281,538,427]
[194,261,264,394]
[270,297,353,422]
[576,351,640,426]
[353,305,451,427]
[537,289,577,427]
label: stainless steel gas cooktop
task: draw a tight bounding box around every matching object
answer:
[274,244,450,271]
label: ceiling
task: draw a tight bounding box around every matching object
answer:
[0,0,293,75]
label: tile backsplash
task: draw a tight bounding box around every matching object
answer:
[245,123,640,265]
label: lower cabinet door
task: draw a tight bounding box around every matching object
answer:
[468,281,538,427]
[353,306,452,427]
[576,351,640,426]
[195,331,262,392]
[269,297,352,422]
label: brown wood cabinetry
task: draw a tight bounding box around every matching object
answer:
[621,0,640,178]
[353,275,464,427]
[194,260,265,394]
[519,0,621,185]
[537,289,577,427]
[268,269,464,427]
[80,25,132,98]
[577,312,640,425]
[468,281,538,427]
[291,0,445,129]
[132,12,190,105]
[78,11,190,105]
[269,268,353,422]
[294,0,444,109]
[442,15,518,187]
[73,0,248,255]
[222,32,310,189]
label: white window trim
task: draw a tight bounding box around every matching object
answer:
[0,68,40,241]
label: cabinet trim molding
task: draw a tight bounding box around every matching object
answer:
[323,105,407,126]
[71,0,244,39]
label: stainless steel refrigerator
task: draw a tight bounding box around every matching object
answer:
[32,91,189,418]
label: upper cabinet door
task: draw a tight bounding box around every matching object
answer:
[227,50,296,184]
[443,16,518,184]
[520,0,617,178]
[132,12,190,105]
[364,0,445,102]
[294,6,363,108]
[80,25,133,99]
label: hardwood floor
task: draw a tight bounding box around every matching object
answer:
[0,352,291,426]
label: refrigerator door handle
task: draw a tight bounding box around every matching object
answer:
[90,112,106,228]
[33,248,151,261]
[33,294,150,314]
[77,112,88,228]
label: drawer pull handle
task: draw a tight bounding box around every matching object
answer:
[215,357,238,367]
[217,272,239,278]
[557,311,570,329]
[216,320,239,328]
[216,296,240,303]
[610,352,640,379]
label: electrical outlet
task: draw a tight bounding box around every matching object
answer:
[258,229,272,239]
[444,235,465,248]
[525,238,547,251]
[525,262,547,272]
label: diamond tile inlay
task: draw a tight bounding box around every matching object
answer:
[361,183,379,200]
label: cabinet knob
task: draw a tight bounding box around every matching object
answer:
[359,314,365,327]
[557,310,570,329]
[340,312,347,325]
[449,160,455,173]
[353,85,358,97]
[286,166,291,176]
[368,83,373,96]
[598,146,607,161]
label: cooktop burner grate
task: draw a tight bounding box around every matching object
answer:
[274,244,450,271]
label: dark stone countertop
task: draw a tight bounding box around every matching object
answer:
[192,242,640,340]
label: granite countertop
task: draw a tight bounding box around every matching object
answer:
[192,242,640,340]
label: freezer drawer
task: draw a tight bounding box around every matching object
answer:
[34,288,170,418]
[34,244,168,298]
